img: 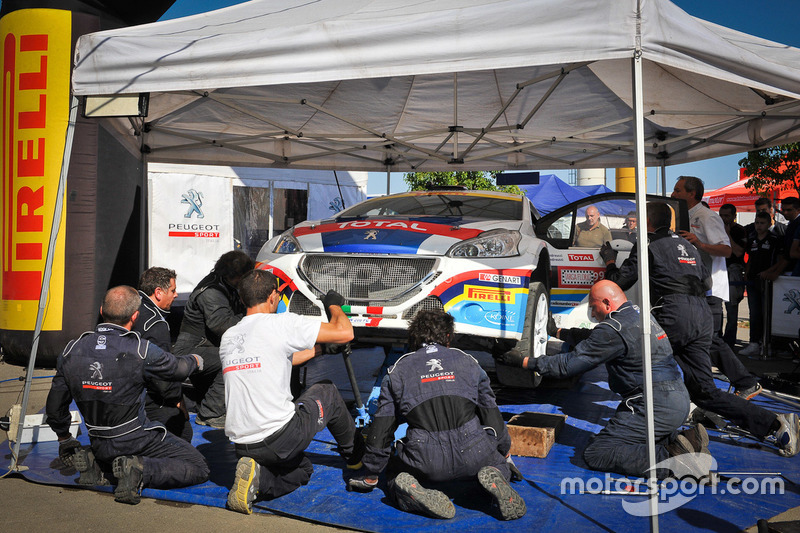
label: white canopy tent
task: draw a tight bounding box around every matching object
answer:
[16,0,800,524]
[71,0,800,172]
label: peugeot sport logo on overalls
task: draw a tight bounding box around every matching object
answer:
[426,359,444,372]
[90,361,103,380]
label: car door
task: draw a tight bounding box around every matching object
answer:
[534,193,689,329]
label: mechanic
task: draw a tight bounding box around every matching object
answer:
[347,309,526,521]
[46,286,209,504]
[499,281,709,479]
[222,270,362,514]
[600,202,799,457]
[671,176,763,399]
[574,204,612,247]
[173,250,255,428]
[131,267,191,442]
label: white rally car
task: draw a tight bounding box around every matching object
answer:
[256,190,552,364]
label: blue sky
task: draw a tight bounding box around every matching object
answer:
[158,1,800,195]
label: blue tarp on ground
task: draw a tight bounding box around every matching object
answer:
[2,366,799,532]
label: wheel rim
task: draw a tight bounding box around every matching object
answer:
[532,291,549,358]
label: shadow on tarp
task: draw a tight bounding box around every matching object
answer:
[2,366,799,532]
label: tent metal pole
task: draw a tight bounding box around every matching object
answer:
[140,118,149,272]
[633,52,659,528]
[386,169,390,195]
[661,159,667,197]
[9,95,79,471]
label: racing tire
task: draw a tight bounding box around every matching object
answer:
[495,282,548,389]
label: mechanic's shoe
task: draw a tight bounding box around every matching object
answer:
[195,414,226,429]
[73,447,109,486]
[390,472,455,519]
[679,424,710,454]
[228,457,261,514]
[739,342,762,358]
[112,456,144,505]
[346,475,378,493]
[774,413,800,458]
[345,430,366,470]
[666,436,713,480]
[734,382,763,401]
[477,466,526,521]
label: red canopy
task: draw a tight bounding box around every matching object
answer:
[703,169,797,211]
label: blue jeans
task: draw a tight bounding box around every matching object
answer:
[583,380,689,479]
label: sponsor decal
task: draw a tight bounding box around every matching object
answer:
[293,219,482,240]
[421,372,455,383]
[478,272,522,285]
[551,299,581,308]
[315,399,324,426]
[348,317,382,327]
[167,222,221,238]
[363,229,379,240]
[223,354,261,373]
[181,189,204,219]
[558,267,606,288]
[484,310,517,326]
[1,9,71,330]
[568,253,595,262]
[82,382,112,391]
[784,289,800,314]
[89,361,103,380]
[464,285,515,304]
[95,336,106,350]
[223,362,262,373]
[426,358,443,372]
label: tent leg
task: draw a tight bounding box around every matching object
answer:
[660,159,667,197]
[9,95,79,471]
[632,54,659,528]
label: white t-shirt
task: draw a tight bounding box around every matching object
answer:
[688,203,730,301]
[220,312,321,444]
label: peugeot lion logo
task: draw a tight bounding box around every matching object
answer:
[89,362,103,380]
[426,359,444,372]
[677,244,688,257]
[181,189,204,219]
[364,230,379,240]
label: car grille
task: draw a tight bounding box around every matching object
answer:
[401,296,445,320]
[288,290,322,317]
[299,255,436,304]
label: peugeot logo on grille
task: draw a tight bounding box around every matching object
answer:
[364,230,379,240]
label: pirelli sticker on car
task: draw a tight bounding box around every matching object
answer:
[478,273,522,285]
[464,285,515,304]
[558,267,606,288]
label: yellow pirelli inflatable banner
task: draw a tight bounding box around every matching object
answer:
[1,9,70,331]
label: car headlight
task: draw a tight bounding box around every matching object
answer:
[272,231,303,254]
[447,229,521,257]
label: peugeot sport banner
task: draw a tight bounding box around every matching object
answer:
[0,9,70,331]
[149,172,233,295]
[771,275,800,338]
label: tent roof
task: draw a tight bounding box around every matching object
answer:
[519,174,588,215]
[72,0,800,172]
[703,176,798,210]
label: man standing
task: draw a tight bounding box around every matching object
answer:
[500,281,705,479]
[46,286,209,504]
[600,202,798,456]
[221,270,361,514]
[348,309,526,521]
[761,197,800,281]
[574,205,612,247]
[173,250,255,428]
[133,267,191,441]
[671,177,761,398]
[744,198,786,242]
[718,204,748,348]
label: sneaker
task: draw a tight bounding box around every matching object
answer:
[112,456,144,505]
[738,343,762,357]
[345,430,366,470]
[390,472,455,519]
[665,435,713,480]
[73,447,109,486]
[774,413,800,458]
[734,382,763,401]
[195,414,226,429]
[679,424,710,455]
[347,475,378,493]
[227,457,261,514]
[477,466,527,521]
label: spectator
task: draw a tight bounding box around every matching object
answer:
[740,211,784,357]
[574,205,612,247]
[718,204,747,348]
[622,211,638,243]
[744,198,786,243]
[761,197,800,281]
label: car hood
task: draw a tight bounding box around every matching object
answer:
[290,216,518,255]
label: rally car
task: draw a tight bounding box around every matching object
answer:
[255,189,552,364]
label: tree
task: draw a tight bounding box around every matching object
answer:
[402,171,522,195]
[738,143,800,198]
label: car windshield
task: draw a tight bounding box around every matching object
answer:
[337,193,523,220]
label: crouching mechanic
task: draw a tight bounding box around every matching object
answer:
[46,286,209,504]
[498,280,710,479]
[221,269,362,514]
[347,309,526,521]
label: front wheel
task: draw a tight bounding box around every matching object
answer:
[494,281,549,388]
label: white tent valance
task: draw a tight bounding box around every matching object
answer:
[71,0,800,172]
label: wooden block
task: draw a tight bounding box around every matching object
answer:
[507,412,567,458]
